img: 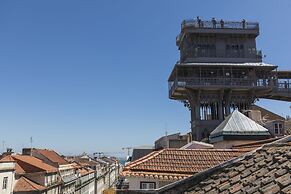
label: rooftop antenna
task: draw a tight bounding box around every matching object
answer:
[165,122,169,148]
[30,137,33,148]
[30,137,33,156]
[2,140,5,153]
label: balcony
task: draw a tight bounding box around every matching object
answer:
[169,77,271,98]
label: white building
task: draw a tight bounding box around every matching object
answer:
[0,155,15,194]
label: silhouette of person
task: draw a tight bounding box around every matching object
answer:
[212,18,217,28]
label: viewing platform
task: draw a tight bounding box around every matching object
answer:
[181,19,259,30]
[177,19,260,46]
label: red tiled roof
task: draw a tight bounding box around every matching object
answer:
[0,155,15,162]
[184,137,291,194]
[15,163,26,174]
[122,148,248,180]
[71,162,82,169]
[14,177,45,192]
[71,161,95,176]
[79,168,95,176]
[35,149,69,165]
[12,155,58,174]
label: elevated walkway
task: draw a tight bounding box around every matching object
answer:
[262,87,291,101]
[263,70,291,101]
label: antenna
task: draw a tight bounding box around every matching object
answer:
[2,140,5,153]
[30,137,33,156]
[165,122,169,148]
[30,137,33,148]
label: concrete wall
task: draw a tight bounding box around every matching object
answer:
[46,187,59,194]
[213,139,256,149]
[79,180,94,194]
[126,177,173,190]
[127,177,159,190]
[96,176,106,194]
[264,121,285,137]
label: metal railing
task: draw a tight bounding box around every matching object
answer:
[181,19,259,30]
[275,82,291,93]
[169,77,271,96]
[181,49,262,59]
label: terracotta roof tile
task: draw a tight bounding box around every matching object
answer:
[35,149,69,165]
[12,155,58,173]
[122,149,248,180]
[15,163,26,174]
[155,136,291,194]
[0,155,15,162]
[14,176,45,192]
[79,168,95,176]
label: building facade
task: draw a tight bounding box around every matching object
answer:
[155,133,192,149]
[0,156,15,194]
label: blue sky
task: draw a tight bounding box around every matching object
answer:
[0,0,290,155]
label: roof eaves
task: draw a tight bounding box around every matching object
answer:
[124,150,164,169]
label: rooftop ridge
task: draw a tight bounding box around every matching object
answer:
[0,155,16,163]
[124,150,164,169]
[122,148,249,181]
[33,148,69,165]
[12,155,57,173]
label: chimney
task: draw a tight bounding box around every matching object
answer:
[22,148,33,156]
[2,148,14,156]
[248,110,262,123]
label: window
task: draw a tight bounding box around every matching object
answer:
[140,182,156,190]
[2,177,8,189]
[274,123,283,134]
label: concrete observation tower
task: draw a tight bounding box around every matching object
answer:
[168,18,291,141]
